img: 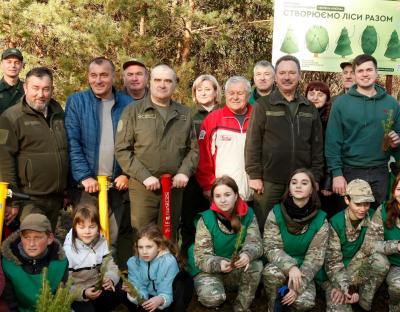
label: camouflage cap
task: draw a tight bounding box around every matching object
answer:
[345,179,375,203]
[1,48,23,61]
[20,213,52,232]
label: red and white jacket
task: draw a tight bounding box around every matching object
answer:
[196,105,253,201]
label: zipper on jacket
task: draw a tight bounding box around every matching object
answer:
[49,112,62,193]
[147,262,157,292]
[284,105,296,172]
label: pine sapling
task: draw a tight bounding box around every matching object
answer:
[382,109,394,151]
[36,267,81,312]
[95,255,112,290]
[231,223,245,266]
[36,267,53,312]
[120,273,145,305]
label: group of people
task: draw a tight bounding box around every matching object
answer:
[0,45,400,312]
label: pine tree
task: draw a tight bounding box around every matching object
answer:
[385,30,400,61]
[280,28,299,54]
[334,27,353,57]
[0,0,274,106]
[36,267,80,312]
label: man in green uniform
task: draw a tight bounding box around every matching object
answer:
[0,48,24,115]
[115,64,198,241]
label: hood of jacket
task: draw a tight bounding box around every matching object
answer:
[1,231,65,266]
[347,83,387,100]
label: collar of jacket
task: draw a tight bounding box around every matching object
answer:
[20,96,63,117]
[347,83,387,100]
[142,95,182,113]
[269,88,309,107]
[221,103,252,117]
[1,231,66,266]
[0,77,23,92]
[122,86,148,101]
[88,86,121,103]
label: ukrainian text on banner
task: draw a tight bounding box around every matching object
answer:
[272,0,400,74]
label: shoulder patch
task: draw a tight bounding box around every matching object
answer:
[0,129,8,144]
[117,120,123,133]
[177,114,187,121]
[199,130,206,140]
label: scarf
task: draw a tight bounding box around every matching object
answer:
[210,197,248,220]
[282,197,318,234]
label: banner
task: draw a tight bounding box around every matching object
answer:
[272,0,400,74]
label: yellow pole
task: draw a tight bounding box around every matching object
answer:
[97,176,110,245]
[0,182,9,243]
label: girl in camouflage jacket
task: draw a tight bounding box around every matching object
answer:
[187,175,263,312]
[364,174,400,312]
[263,168,329,311]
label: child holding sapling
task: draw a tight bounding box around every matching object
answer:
[123,224,193,311]
[187,175,263,311]
[63,204,125,312]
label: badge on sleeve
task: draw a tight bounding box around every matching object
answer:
[117,120,123,133]
[199,130,206,140]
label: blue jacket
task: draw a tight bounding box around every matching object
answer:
[127,251,179,309]
[65,88,133,183]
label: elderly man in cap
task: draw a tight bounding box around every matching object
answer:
[122,59,149,101]
[324,179,389,311]
[0,48,24,115]
[2,213,68,311]
[65,57,133,266]
[331,61,355,104]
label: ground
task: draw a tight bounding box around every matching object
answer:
[56,209,390,311]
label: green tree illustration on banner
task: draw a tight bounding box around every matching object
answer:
[361,26,378,55]
[384,30,400,61]
[305,26,329,57]
[334,27,353,57]
[280,28,299,54]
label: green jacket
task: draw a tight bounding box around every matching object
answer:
[1,232,68,312]
[0,78,24,115]
[115,96,198,182]
[0,97,68,196]
[325,84,400,177]
[245,88,324,183]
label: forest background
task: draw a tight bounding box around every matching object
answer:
[0,0,398,106]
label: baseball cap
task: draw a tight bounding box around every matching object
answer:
[122,59,146,70]
[1,48,23,61]
[20,213,52,232]
[340,61,352,69]
[345,179,375,203]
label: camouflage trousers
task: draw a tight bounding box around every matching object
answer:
[193,260,263,311]
[263,264,315,311]
[324,253,389,312]
[387,266,400,312]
